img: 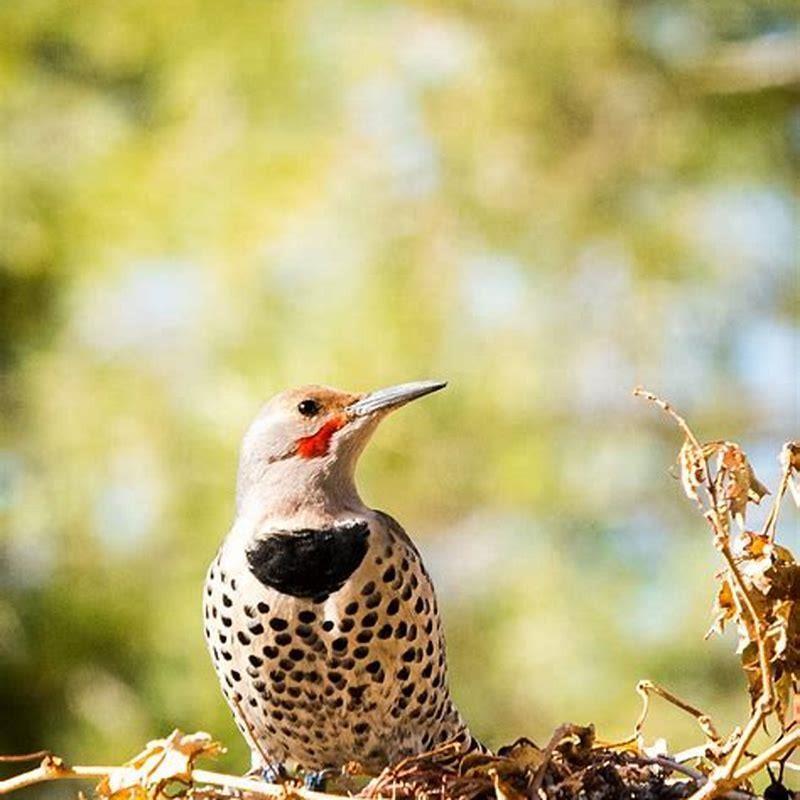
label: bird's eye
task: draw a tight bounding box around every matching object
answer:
[297,399,320,417]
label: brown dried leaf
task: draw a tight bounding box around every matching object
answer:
[494,738,546,773]
[490,769,528,800]
[714,443,768,525]
[96,730,223,799]
[742,531,771,558]
[462,742,545,780]
[679,439,709,503]
[708,578,736,637]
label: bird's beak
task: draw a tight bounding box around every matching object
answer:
[347,380,447,417]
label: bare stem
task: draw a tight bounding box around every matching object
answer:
[716,545,773,705]
[731,727,800,782]
[760,444,793,542]
[0,762,114,795]
[688,727,800,800]
[633,680,722,745]
[0,752,50,764]
[0,758,344,800]
[630,756,756,800]
[529,723,573,796]
[632,387,704,452]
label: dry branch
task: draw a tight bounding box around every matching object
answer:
[634,387,799,799]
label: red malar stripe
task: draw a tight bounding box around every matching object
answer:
[296,416,347,459]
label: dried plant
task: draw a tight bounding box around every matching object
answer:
[0,389,796,800]
[629,389,798,800]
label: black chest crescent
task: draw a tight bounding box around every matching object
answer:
[246,521,370,601]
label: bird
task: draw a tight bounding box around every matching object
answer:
[203,380,481,780]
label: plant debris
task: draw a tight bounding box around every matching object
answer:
[96,731,224,799]
[363,729,699,800]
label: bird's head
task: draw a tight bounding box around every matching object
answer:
[236,380,446,520]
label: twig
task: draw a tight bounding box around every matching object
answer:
[607,676,724,751]
[529,723,571,797]
[630,756,756,800]
[0,752,50,764]
[632,388,704,453]
[760,443,795,542]
[731,727,800,782]
[0,759,113,795]
[193,769,346,800]
[630,754,705,782]
[688,727,800,800]
[0,757,345,800]
[634,680,723,745]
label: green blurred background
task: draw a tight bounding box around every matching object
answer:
[1,0,798,793]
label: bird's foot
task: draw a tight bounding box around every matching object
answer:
[303,770,331,791]
[247,762,287,784]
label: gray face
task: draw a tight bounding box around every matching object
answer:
[235,381,447,513]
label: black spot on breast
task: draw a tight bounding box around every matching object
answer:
[246,522,370,600]
[382,566,396,582]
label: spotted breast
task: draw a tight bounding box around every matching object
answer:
[203,510,476,774]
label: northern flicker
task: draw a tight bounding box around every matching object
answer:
[203,381,481,778]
